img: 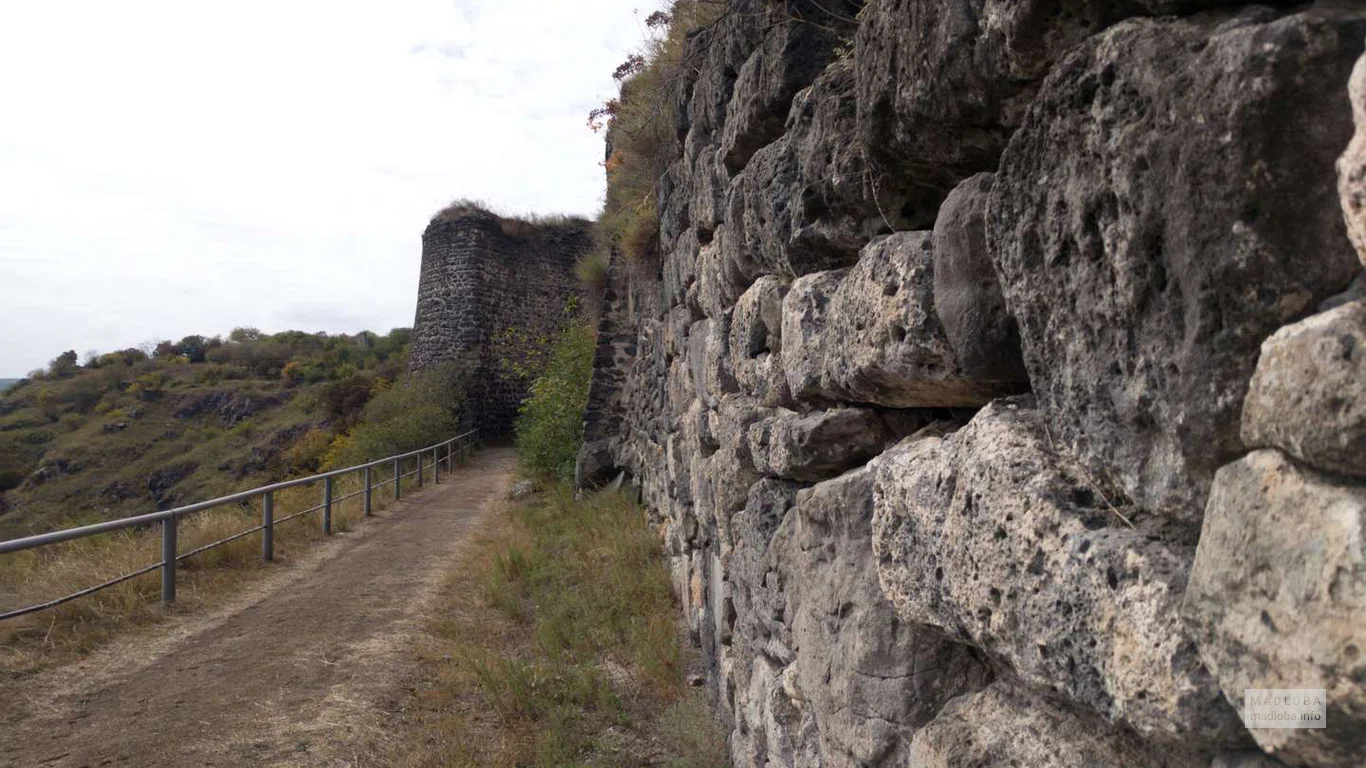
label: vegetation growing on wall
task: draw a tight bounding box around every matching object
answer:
[430,198,591,240]
[590,1,726,267]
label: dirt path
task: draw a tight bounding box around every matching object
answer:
[0,447,516,768]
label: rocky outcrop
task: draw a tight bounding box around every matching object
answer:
[578,1,1366,766]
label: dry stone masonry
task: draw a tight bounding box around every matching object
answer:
[410,206,591,435]
[577,1,1366,766]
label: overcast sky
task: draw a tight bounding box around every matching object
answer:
[0,0,659,376]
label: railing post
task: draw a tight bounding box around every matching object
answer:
[364,465,373,516]
[262,491,274,562]
[394,458,402,500]
[433,447,440,484]
[161,515,177,604]
[322,476,333,534]
[417,453,424,489]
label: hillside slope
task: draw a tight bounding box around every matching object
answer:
[0,330,410,539]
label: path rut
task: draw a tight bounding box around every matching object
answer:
[1,447,516,768]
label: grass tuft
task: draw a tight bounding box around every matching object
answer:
[388,486,729,768]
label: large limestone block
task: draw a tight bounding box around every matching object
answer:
[726,484,809,768]
[781,232,1030,407]
[908,682,1201,768]
[665,357,694,424]
[871,400,1242,742]
[658,159,691,258]
[988,8,1366,526]
[748,408,889,482]
[693,395,772,547]
[855,0,1133,223]
[688,318,737,408]
[721,60,890,294]
[663,227,701,311]
[1339,52,1366,266]
[719,5,848,176]
[931,172,1029,383]
[695,236,745,319]
[731,654,820,768]
[730,478,801,638]
[1183,450,1366,767]
[682,0,763,147]
[1242,300,1366,478]
[689,147,729,242]
[729,276,793,406]
[788,468,992,767]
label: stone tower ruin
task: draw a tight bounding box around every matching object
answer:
[409,204,591,436]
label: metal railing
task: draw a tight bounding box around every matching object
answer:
[0,429,480,621]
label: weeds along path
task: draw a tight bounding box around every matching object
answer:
[0,447,516,768]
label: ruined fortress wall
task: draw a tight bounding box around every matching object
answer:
[579,2,1366,767]
[410,209,591,436]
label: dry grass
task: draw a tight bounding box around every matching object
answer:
[597,1,728,267]
[429,198,591,241]
[387,485,729,768]
[0,453,464,677]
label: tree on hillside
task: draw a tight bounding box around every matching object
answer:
[48,350,79,378]
[228,327,263,343]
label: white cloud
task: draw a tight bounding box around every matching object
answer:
[0,0,658,375]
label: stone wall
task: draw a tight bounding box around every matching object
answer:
[579,2,1366,767]
[410,207,591,435]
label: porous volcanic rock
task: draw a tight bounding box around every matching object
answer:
[1339,51,1366,266]
[782,232,1031,407]
[908,682,1203,768]
[931,172,1029,383]
[987,7,1366,527]
[1183,450,1366,768]
[1241,300,1366,479]
[871,400,1242,743]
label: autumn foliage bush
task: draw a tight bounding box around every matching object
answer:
[591,1,726,267]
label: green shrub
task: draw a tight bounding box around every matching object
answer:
[514,324,595,481]
[593,1,725,266]
[285,427,334,473]
[574,249,610,291]
[334,364,468,466]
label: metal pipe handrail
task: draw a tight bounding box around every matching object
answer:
[0,429,478,555]
[0,562,165,621]
[0,428,480,620]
